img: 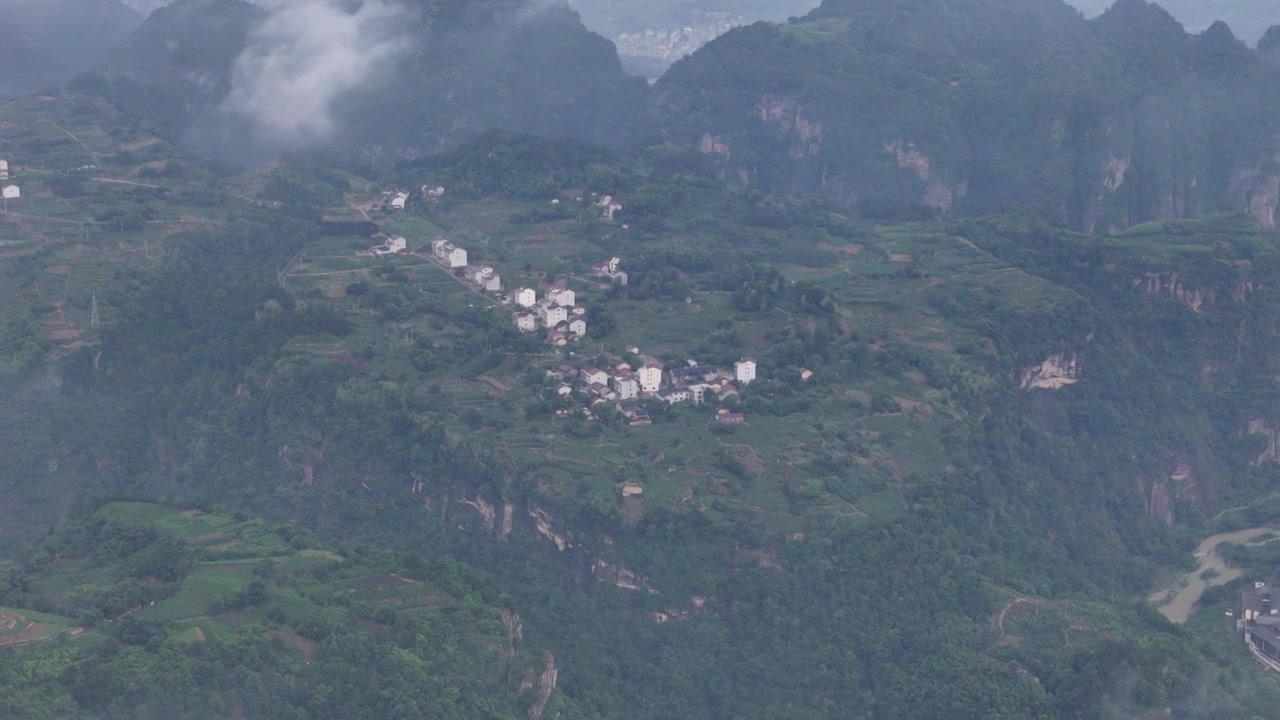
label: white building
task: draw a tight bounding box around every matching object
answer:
[687,383,710,405]
[567,317,586,336]
[582,367,609,387]
[483,274,501,292]
[735,357,757,385]
[447,247,467,268]
[425,185,445,198]
[547,286,575,307]
[612,374,639,400]
[466,266,494,284]
[638,362,663,394]
[538,303,568,328]
[514,311,538,332]
[2,185,19,200]
[371,235,408,256]
[658,388,690,404]
[390,191,409,210]
[514,288,537,307]
[0,160,8,181]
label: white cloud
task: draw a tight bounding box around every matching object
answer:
[222,0,410,148]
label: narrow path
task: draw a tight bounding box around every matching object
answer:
[43,122,95,160]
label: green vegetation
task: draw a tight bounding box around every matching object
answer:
[4,81,1280,718]
[0,502,538,719]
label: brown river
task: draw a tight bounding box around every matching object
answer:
[1147,527,1280,624]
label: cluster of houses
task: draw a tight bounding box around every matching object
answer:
[512,285,586,345]
[547,356,756,425]
[382,183,445,211]
[430,237,501,292]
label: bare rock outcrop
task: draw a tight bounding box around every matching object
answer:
[1019,354,1081,390]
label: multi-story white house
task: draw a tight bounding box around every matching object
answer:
[612,373,639,400]
[547,286,575,307]
[2,185,19,200]
[0,160,9,181]
[447,247,467,268]
[537,302,568,328]
[567,318,587,337]
[371,235,408,256]
[431,238,468,268]
[735,357,757,385]
[483,274,501,292]
[514,311,537,332]
[515,288,537,307]
[638,361,663,394]
[582,367,609,387]
[658,388,691,404]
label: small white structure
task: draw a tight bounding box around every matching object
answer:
[425,185,445,198]
[735,357,757,385]
[390,191,409,210]
[638,362,663,394]
[593,257,628,285]
[431,238,451,258]
[0,160,8,181]
[514,288,537,307]
[371,235,408,256]
[483,274,501,293]
[1,185,19,200]
[466,266,495,284]
[567,317,587,336]
[547,286,575,307]
[514,311,538,332]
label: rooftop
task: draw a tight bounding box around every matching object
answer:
[1244,582,1275,613]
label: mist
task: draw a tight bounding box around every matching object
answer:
[220,0,411,150]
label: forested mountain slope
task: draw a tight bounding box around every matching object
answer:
[5,88,1280,716]
[0,501,549,719]
[95,0,647,162]
[647,0,1280,232]
[0,0,142,101]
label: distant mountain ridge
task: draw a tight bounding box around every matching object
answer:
[645,0,1280,231]
[0,0,142,101]
[96,0,647,162]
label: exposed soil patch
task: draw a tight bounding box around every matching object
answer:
[184,531,229,545]
[46,328,82,341]
[120,137,162,152]
[888,253,913,262]
[45,265,71,275]
[193,626,207,642]
[276,631,317,662]
[362,574,421,591]
[0,613,51,647]
[329,352,373,371]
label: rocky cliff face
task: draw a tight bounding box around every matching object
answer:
[648,0,1280,231]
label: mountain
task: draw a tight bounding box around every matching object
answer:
[4,84,1280,715]
[0,0,142,101]
[567,0,822,79]
[646,0,1280,232]
[94,0,647,163]
[1071,0,1276,44]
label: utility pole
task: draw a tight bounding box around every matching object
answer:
[90,293,99,328]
